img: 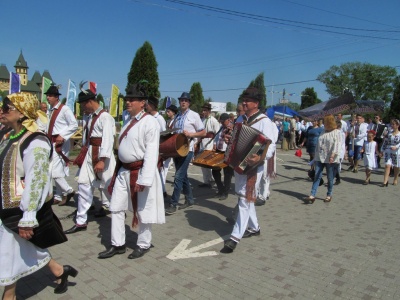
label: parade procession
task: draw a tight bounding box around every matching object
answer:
[1,1,400,298]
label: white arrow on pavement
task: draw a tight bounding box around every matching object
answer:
[167,235,229,260]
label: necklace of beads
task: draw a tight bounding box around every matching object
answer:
[10,128,27,140]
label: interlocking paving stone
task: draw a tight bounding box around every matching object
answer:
[3,148,400,299]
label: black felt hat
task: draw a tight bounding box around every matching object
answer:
[178,92,190,101]
[202,103,212,110]
[125,83,148,99]
[44,85,61,96]
[166,104,178,114]
[148,95,159,108]
[78,89,96,103]
[242,87,262,102]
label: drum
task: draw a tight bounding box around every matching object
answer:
[193,150,227,170]
[159,133,189,158]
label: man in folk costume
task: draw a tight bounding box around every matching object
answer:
[165,92,206,215]
[64,88,116,234]
[45,85,78,205]
[349,114,368,173]
[212,113,234,200]
[161,104,178,198]
[221,87,276,253]
[146,96,168,197]
[98,83,165,259]
[256,113,278,206]
[198,102,220,188]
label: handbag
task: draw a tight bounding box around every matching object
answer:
[1,199,68,249]
[295,148,302,158]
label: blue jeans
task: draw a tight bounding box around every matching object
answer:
[310,161,338,197]
[170,151,194,207]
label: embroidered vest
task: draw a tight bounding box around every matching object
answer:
[0,131,52,219]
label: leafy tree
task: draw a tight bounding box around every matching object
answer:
[126,41,160,98]
[388,76,400,120]
[0,90,8,101]
[189,82,204,113]
[317,62,397,101]
[239,72,267,109]
[226,101,236,111]
[300,87,321,109]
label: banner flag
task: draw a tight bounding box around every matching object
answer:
[118,97,124,116]
[75,101,80,116]
[9,72,21,94]
[89,81,97,94]
[166,96,171,109]
[41,77,52,103]
[110,84,119,117]
[66,80,77,112]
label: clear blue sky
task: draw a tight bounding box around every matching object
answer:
[2,0,400,107]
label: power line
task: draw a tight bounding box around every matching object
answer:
[161,0,400,40]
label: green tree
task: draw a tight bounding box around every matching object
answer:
[317,62,397,101]
[300,87,321,109]
[226,101,236,111]
[239,72,267,109]
[388,76,400,120]
[126,41,160,98]
[189,82,204,113]
[0,90,8,101]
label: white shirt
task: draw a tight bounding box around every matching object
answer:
[153,112,166,131]
[47,102,78,140]
[174,109,204,151]
[201,115,220,151]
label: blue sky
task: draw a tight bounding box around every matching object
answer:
[2,0,400,107]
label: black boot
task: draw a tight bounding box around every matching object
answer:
[54,265,78,294]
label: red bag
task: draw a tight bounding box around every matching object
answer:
[295,148,302,158]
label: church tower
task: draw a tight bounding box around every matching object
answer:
[14,51,28,85]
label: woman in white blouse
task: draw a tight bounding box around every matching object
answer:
[305,114,341,204]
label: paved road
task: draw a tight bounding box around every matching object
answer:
[7,148,400,299]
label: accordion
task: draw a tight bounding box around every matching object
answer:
[224,123,271,174]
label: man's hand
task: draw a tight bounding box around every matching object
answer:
[246,153,261,166]
[55,136,64,145]
[19,227,34,240]
[94,161,105,173]
[134,184,145,192]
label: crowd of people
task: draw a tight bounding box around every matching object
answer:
[1,82,398,299]
[277,112,400,202]
[0,84,281,298]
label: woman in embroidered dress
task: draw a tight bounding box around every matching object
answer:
[0,93,77,299]
[304,115,341,204]
[380,119,400,186]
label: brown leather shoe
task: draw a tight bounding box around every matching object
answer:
[59,191,75,206]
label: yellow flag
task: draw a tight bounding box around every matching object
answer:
[110,84,119,117]
[118,97,124,116]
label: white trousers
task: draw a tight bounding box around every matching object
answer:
[258,176,271,201]
[231,196,259,241]
[201,167,213,184]
[54,177,73,201]
[76,183,111,225]
[111,211,152,249]
[160,158,171,193]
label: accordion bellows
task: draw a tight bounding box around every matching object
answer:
[224,123,272,174]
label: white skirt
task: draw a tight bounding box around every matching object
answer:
[0,221,51,286]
